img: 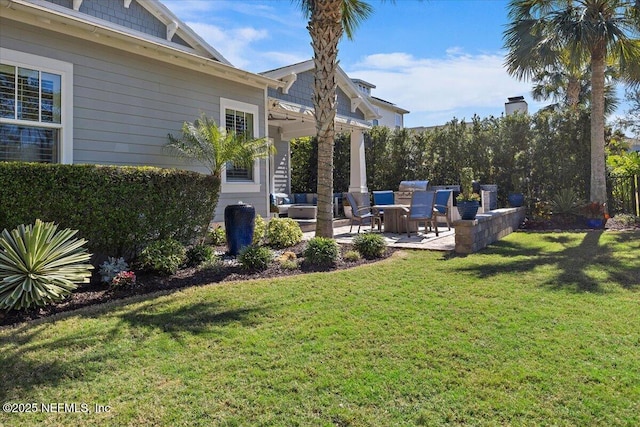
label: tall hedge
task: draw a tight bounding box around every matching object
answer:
[0,163,220,258]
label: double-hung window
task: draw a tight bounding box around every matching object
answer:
[0,48,73,163]
[220,98,260,193]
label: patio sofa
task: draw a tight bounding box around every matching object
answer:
[271,193,318,218]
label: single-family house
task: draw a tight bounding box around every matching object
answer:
[351,78,409,129]
[0,0,285,222]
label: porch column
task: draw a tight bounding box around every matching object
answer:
[348,129,368,194]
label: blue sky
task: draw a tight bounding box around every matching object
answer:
[161,0,615,128]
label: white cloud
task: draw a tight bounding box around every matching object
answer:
[186,22,268,69]
[348,50,540,127]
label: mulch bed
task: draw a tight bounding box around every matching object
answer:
[3,216,638,328]
[0,243,396,328]
[519,214,640,232]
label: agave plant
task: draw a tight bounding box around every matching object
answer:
[551,188,582,215]
[0,219,93,310]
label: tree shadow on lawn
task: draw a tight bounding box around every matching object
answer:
[0,299,267,402]
[450,231,640,293]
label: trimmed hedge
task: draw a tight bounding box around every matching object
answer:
[0,163,220,258]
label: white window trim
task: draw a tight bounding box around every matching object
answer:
[0,48,73,164]
[220,97,260,193]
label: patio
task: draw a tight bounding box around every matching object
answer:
[300,219,456,251]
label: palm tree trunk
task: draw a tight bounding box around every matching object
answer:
[590,48,607,204]
[308,0,343,238]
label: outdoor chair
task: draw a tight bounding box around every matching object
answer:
[402,190,438,237]
[434,189,452,230]
[372,190,394,229]
[345,192,381,233]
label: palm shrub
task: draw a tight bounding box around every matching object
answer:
[0,219,93,310]
[266,218,303,248]
[353,233,386,259]
[238,245,273,271]
[303,237,339,267]
[138,238,186,275]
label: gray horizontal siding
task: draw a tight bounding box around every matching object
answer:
[1,18,270,220]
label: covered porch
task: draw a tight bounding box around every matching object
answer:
[268,97,372,201]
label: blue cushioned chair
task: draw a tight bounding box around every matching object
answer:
[402,190,438,237]
[434,190,452,230]
[372,190,395,230]
[345,192,381,233]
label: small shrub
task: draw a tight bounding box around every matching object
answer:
[198,256,223,272]
[98,257,129,284]
[266,218,303,248]
[0,219,93,310]
[343,250,361,262]
[238,245,273,271]
[207,226,226,246]
[138,238,186,275]
[611,214,639,226]
[278,251,298,270]
[186,244,214,267]
[303,237,339,267]
[278,251,297,263]
[111,271,137,288]
[353,233,386,259]
[253,215,267,245]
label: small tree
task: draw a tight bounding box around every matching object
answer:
[167,113,274,180]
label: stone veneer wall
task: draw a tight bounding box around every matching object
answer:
[453,207,526,254]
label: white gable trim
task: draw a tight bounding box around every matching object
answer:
[262,60,379,121]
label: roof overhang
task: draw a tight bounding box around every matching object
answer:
[0,0,285,90]
[370,97,410,115]
[268,97,371,140]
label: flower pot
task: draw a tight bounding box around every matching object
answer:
[585,218,605,229]
[508,192,524,207]
[224,203,255,255]
[457,200,480,220]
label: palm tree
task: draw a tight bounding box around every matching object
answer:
[167,112,274,181]
[293,0,375,237]
[531,53,619,115]
[504,0,640,204]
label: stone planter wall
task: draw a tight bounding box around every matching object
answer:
[453,207,526,254]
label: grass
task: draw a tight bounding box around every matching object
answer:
[1,231,639,426]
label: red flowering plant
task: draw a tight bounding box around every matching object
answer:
[581,202,609,220]
[111,271,136,288]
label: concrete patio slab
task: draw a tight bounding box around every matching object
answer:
[301,222,455,252]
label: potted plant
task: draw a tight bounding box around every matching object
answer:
[581,201,609,229]
[456,167,481,220]
[508,173,525,207]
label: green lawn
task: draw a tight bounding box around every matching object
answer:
[1,231,639,426]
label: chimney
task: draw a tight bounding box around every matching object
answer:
[505,96,528,116]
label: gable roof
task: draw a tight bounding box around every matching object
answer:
[2,0,283,89]
[261,59,380,121]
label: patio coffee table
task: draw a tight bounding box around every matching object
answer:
[288,205,317,220]
[373,204,417,234]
